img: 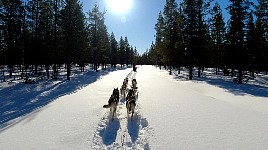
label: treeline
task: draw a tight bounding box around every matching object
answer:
[0,0,138,80]
[142,0,268,84]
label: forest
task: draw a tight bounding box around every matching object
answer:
[141,0,268,84]
[0,0,138,81]
[0,0,268,84]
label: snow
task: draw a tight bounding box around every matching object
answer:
[1,65,268,150]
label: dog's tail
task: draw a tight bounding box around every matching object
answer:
[103,104,110,108]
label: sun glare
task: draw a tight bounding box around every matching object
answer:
[106,0,132,15]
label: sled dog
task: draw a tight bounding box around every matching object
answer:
[125,77,128,85]
[131,79,137,89]
[120,83,127,99]
[120,78,128,99]
[103,88,119,120]
[126,89,136,119]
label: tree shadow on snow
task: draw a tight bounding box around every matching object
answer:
[172,69,268,98]
[197,77,268,98]
[0,67,126,132]
[99,118,120,145]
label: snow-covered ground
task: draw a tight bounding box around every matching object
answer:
[1,65,268,150]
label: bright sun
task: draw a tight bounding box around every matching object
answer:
[106,0,132,15]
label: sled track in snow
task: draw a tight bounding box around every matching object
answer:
[91,70,153,149]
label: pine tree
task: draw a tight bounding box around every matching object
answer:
[124,37,131,66]
[0,2,4,65]
[26,0,44,74]
[154,11,165,68]
[87,4,107,71]
[59,0,88,80]
[195,0,210,78]
[52,0,64,78]
[255,15,266,72]
[256,0,268,72]
[110,32,118,68]
[227,0,253,83]
[163,0,178,75]
[210,2,226,74]
[173,4,184,74]
[97,18,110,69]
[118,36,125,67]
[2,0,24,77]
[183,0,199,80]
[246,12,257,76]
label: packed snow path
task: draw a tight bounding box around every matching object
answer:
[92,70,152,149]
[1,65,268,150]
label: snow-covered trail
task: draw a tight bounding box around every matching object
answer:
[0,68,133,150]
[1,65,268,150]
[91,69,151,149]
[0,67,151,150]
[137,66,268,150]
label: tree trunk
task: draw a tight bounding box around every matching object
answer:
[238,69,243,84]
[46,65,49,79]
[67,63,70,80]
[8,65,13,77]
[198,66,201,78]
[189,65,193,80]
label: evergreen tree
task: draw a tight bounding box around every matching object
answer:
[118,36,125,67]
[163,0,178,75]
[129,46,134,65]
[255,15,266,72]
[124,37,131,66]
[97,16,110,69]
[87,4,107,71]
[227,0,252,83]
[39,0,55,78]
[110,32,118,68]
[246,12,257,76]
[27,0,42,73]
[52,0,65,78]
[147,42,157,65]
[256,0,268,72]
[154,11,165,68]
[59,0,88,80]
[0,2,4,65]
[183,0,199,79]
[173,4,185,74]
[2,0,24,77]
[195,0,210,77]
[210,2,226,74]
[133,47,138,64]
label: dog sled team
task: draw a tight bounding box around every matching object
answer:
[103,77,138,121]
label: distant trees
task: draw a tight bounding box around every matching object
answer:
[1,0,24,76]
[255,0,268,73]
[145,0,268,83]
[0,1,138,81]
[1,0,267,84]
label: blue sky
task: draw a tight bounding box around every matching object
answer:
[81,0,258,54]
